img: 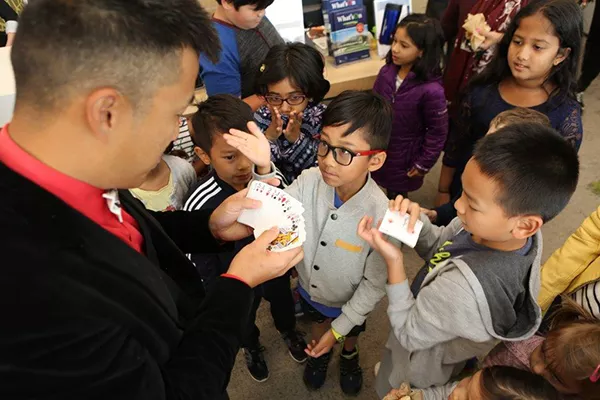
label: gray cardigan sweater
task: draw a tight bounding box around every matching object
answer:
[275,167,389,336]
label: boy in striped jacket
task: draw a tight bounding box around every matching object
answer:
[183,94,306,384]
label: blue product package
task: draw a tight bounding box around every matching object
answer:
[329,6,370,65]
[322,0,364,31]
[379,3,403,45]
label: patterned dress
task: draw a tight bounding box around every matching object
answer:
[254,101,326,183]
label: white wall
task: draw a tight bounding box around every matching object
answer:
[0,47,15,126]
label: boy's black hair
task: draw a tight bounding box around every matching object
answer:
[215,0,274,10]
[322,90,392,151]
[473,122,579,222]
[12,0,219,113]
[255,42,331,103]
[190,94,254,153]
[385,13,445,81]
[468,0,583,101]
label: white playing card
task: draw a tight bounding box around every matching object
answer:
[378,209,423,248]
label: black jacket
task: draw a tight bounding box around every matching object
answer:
[0,161,253,399]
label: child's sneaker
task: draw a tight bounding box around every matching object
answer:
[281,330,308,363]
[303,351,332,390]
[340,347,363,395]
[243,345,269,383]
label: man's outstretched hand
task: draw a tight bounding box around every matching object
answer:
[209,177,280,242]
[227,227,304,288]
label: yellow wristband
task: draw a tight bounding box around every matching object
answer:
[331,328,345,343]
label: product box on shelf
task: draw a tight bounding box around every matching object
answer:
[322,0,364,31]
[329,5,370,65]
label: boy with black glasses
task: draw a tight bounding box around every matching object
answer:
[224,90,393,395]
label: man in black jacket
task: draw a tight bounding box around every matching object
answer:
[0,1,303,399]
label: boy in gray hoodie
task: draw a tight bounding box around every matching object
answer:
[357,123,580,398]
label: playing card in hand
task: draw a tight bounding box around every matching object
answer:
[238,180,306,252]
[378,209,424,248]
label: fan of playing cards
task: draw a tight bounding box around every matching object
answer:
[237,181,306,252]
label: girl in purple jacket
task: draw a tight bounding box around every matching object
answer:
[373,14,448,198]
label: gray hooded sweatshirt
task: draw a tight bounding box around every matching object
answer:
[375,216,543,398]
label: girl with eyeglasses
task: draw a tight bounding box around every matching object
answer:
[254,42,330,183]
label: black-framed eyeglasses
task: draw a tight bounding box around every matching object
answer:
[264,94,307,106]
[317,139,383,166]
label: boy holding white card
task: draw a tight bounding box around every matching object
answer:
[357,124,580,398]
[183,95,307,383]
[225,90,393,395]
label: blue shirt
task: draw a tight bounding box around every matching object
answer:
[199,18,283,99]
[200,22,241,97]
[297,191,345,318]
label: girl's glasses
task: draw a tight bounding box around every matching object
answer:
[265,94,307,106]
[317,139,383,166]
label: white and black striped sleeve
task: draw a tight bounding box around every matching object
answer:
[183,176,223,212]
[571,280,600,319]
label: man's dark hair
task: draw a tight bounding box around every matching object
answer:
[322,90,392,150]
[215,0,274,10]
[190,94,253,153]
[255,42,330,103]
[12,0,220,113]
[473,123,579,222]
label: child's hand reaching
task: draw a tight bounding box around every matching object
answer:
[421,207,437,223]
[305,329,337,358]
[357,216,404,267]
[407,166,425,178]
[389,195,422,233]
[358,195,421,284]
[224,121,272,175]
[283,111,302,143]
[265,106,283,141]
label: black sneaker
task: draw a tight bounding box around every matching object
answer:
[281,330,308,363]
[243,345,269,383]
[340,348,363,395]
[303,351,332,390]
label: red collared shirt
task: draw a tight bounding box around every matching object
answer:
[0,124,144,253]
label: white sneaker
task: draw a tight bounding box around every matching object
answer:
[374,361,381,377]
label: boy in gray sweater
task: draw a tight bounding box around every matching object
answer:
[357,123,580,398]
[224,90,393,395]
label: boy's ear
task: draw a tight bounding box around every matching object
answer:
[554,47,571,66]
[194,146,211,166]
[511,215,543,240]
[367,152,387,173]
[221,0,235,11]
